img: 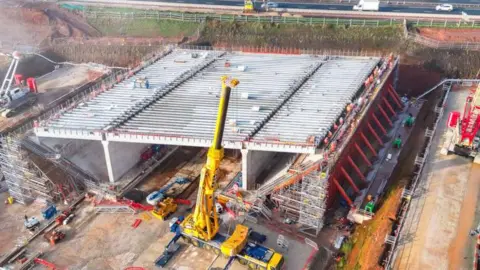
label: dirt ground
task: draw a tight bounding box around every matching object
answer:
[0,192,46,258]
[418,28,480,43]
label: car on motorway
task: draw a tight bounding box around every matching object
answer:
[261,1,278,9]
[435,4,453,12]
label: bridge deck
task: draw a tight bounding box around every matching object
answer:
[35,49,380,153]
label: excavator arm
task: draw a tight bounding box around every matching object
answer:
[181,76,239,241]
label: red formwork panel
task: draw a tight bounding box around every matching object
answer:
[325,71,397,208]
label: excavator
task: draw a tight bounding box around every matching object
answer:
[156,76,284,270]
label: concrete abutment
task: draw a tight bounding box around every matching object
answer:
[241,149,276,190]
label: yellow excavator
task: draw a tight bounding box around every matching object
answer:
[165,76,284,269]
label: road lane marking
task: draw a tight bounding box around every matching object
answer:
[329,7,337,9]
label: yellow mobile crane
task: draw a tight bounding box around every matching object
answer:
[170,76,284,270]
[181,76,248,254]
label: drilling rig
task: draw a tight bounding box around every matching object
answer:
[157,76,284,269]
[441,84,480,163]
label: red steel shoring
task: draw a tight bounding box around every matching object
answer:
[368,123,383,145]
[388,84,403,108]
[378,105,393,126]
[347,155,366,182]
[355,143,372,167]
[372,113,387,135]
[340,167,360,193]
[332,177,353,206]
[382,96,396,115]
[360,132,377,156]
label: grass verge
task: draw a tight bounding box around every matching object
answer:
[87,18,200,37]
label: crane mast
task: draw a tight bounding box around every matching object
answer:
[181,76,239,241]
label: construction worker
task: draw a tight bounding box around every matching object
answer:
[393,135,402,149]
[145,78,150,89]
[405,113,415,127]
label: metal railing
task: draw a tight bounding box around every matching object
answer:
[409,33,480,50]
[82,9,480,28]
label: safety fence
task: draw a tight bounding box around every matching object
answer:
[408,33,480,51]
[82,9,480,28]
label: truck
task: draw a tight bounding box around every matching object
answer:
[0,87,37,118]
[353,0,379,11]
[441,84,480,163]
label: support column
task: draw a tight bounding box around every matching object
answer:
[368,123,383,145]
[101,140,115,184]
[388,84,403,108]
[332,177,353,206]
[241,149,250,190]
[347,155,365,182]
[378,105,393,126]
[382,96,396,115]
[354,143,372,167]
[340,167,359,193]
[372,114,387,135]
[360,132,377,157]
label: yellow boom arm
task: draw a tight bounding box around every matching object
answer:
[181,76,239,241]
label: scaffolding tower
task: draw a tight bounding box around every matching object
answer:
[271,168,329,236]
[0,132,96,204]
[0,134,58,204]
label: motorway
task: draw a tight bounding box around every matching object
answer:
[145,0,480,15]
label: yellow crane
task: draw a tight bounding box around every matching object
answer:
[180,76,249,254]
[176,76,283,270]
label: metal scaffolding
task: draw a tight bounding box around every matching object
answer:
[0,132,98,204]
[272,168,329,236]
[0,134,57,204]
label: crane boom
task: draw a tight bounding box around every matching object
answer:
[181,76,239,241]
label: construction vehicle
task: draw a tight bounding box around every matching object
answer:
[441,84,480,163]
[146,177,190,205]
[158,77,284,269]
[0,51,38,118]
[151,197,178,220]
[42,204,57,220]
[44,229,65,246]
[244,0,255,12]
[24,215,40,232]
[0,86,37,118]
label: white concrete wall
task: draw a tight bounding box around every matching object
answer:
[242,150,276,190]
[39,137,109,181]
[107,141,149,182]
